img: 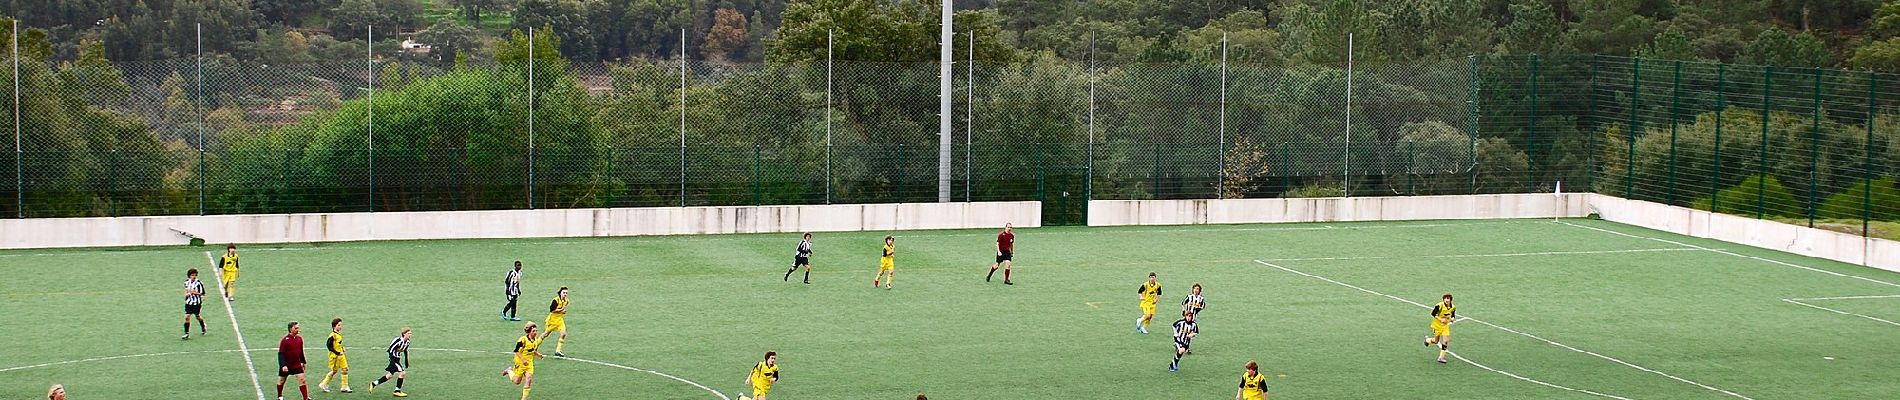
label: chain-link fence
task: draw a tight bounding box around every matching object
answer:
[1,23,1894,233]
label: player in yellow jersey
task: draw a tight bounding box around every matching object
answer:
[318,318,352,393]
[218,244,240,301]
[873,235,896,290]
[1136,272,1161,334]
[1236,360,1269,400]
[545,287,570,357]
[1424,293,1457,364]
[738,351,780,400]
[504,322,545,400]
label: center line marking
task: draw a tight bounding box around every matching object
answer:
[1254,259,1753,400]
[208,251,266,400]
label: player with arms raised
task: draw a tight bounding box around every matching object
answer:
[1424,293,1457,364]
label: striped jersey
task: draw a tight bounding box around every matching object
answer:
[1172,318,1199,343]
[505,268,522,296]
[386,336,411,360]
[184,278,205,305]
[1182,293,1206,316]
[795,239,813,258]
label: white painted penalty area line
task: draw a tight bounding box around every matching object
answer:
[1785,294,1900,301]
[208,251,266,400]
[1254,259,1755,400]
[1780,299,1900,328]
[1558,222,1900,289]
[1259,247,1701,262]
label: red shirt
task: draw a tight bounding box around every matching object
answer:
[998,231,1014,252]
[279,334,306,367]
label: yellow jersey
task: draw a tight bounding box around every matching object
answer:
[750,361,779,391]
[515,335,542,365]
[549,297,569,317]
[220,253,239,271]
[1240,371,1268,400]
[881,243,895,265]
[327,331,345,356]
[1139,281,1162,304]
[1431,301,1456,323]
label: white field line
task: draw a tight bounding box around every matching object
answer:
[1261,247,1700,262]
[1558,222,1900,289]
[1,347,730,400]
[1780,299,1900,327]
[1254,259,1754,400]
[1447,351,1634,400]
[1785,294,1900,301]
[207,251,266,400]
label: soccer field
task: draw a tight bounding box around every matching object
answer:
[4,218,1899,399]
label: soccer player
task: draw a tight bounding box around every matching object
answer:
[738,351,780,400]
[368,328,412,397]
[504,322,545,400]
[218,244,240,301]
[1182,282,1206,352]
[1424,293,1457,364]
[276,321,311,400]
[986,223,1015,284]
[318,318,351,393]
[1136,272,1161,334]
[503,260,524,321]
[1168,311,1199,371]
[545,287,571,357]
[873,235,895,289]
[785,233,813,284]
[1236,360,1269,400]
[182,268,207,340]
[47,384,64,400]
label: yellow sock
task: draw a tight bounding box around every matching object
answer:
[340,374,349,387]
[520,387,531,400]
[320,372,332,387]
[556,338,565,353]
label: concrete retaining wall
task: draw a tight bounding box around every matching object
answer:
[0,202,1042,249]
[1088,194,1589,226]
[1586,194,1900,272]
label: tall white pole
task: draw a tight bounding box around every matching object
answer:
[1087,33,1095,178]
[825,29,833,204]
[679,28,687,207]
[527,30,537,209]
[937,0,953,202]
[966,31,974,202]
[196,23,206,215]
[1343,32,1353,196]
[1218,32,1227,197]
[367,25,376,211]
[14,20,22,218]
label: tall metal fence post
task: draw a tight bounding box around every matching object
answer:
[1712,64,1727,212]
[1152,143,1162,199]
[196,23,206,215]
[1865,71,1877,238]
[825,29,833,204]
[1808,68,1822,228]
[1466,56,1480,194]
[1626,57,1641,198]
[897,144,907,203]
[754,144,763,206]
[1667,60,1682,205]
[1406,141,1416,195]
[1034,143,1045,203]
[1759,66,1772,219]
[1343,33,1354,196]
[1086,33,1095,188]
[1528,54,1539,177]
[1217,32,1228,199]
[367,25,376,212]
[11,19,20,218]
[528,29,536,209]
[1587,56,1599,192]
[678,29,687,208]
[966,30,974,202]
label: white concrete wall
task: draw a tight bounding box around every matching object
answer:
[1586,194,1900,271]
[0,202,1041,249]
[1088,194,1589,226]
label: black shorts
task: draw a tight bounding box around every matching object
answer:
[996,251,1013,263]
[185,303,202,315]
[1175,340,1191,351]
[385,357,405,373]
[793,256,810,267]
[280,364,304,377]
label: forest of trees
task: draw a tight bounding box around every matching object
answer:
[0,0,1896,227]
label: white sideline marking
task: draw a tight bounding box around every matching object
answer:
[0,347,730,399]
[208,251,266,400]
[1558,222,1900,289]
[1785,294,1900,301]
[1261,247,1700,262]
[1447,351,1633,400]
[1780,299,1900,327]
[1254,259,1754,400]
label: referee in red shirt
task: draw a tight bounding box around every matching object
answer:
[278,321,311,400]
[987,223,1015,285]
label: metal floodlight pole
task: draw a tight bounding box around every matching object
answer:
[1865,71,1877,240]
[1217,32,1228,199]
[679,29,687,207]
[1343,32,1353,196]
[1087,32,1095,181]
[367,25,377,212]
[966,30,974,202]
[825,29,833,204]
[937,0,954,203]
[197,23,206,215]
[528,30,536,209]
[14,20,22,218]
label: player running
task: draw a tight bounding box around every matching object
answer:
[368,328,412,397]
[318,318,351,393]
[503,260,524,321]
[1424,293,1457,364]
[218,244,240,301]
[504,322,545,400]
[1168,311,1199,372]
[1136,272,1161,334]
[276,321,311,400]
[546,287,571,357]
[785,233,814,284]
[1236,360,1269,400]
[738,351,780,400]
[873,235,895,289]
[182,268,208,340]
[987,223,1015,284]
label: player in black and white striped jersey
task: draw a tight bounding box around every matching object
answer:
[182,268,208,340]
[369,328,412,397]
[784,233,814,284]
[1169,311,1199,372]
[502,261,523,321]
[1180,283,1207,354]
